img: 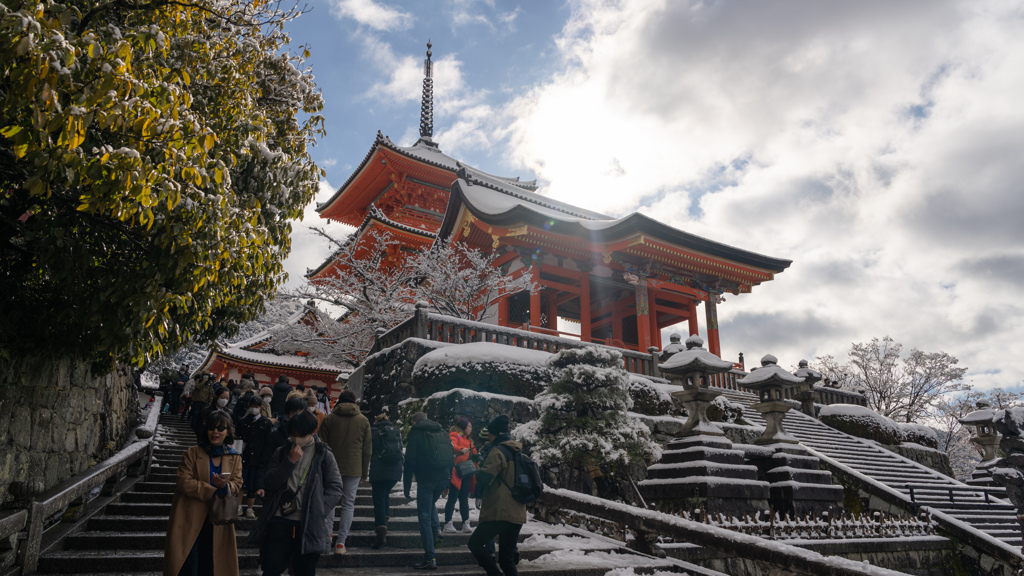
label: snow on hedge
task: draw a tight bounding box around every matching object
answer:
[414,341,552,370]
[820,404,938,447]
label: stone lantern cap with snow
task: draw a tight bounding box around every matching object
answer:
[738,354,804,401]
[959,401,1000,463]
[659,335,734,390]
[792,359,822,392]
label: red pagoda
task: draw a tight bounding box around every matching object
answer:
[311,43,791,359]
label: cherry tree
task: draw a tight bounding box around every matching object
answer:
[272,231,533,366]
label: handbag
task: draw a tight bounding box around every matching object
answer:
[209,490,241,525]
[278,450,315,516]
[455,460,477,478]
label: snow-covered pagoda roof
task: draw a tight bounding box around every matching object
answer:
[316,133,538,226]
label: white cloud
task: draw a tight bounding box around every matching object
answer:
[282,180,355,290]
[329,0,414,31]
[496,0,1024,390]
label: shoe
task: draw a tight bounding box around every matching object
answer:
[443,520,456,533]
[244,508,256,519]
[371,525,387,549]
[461,520,473,533]
[334,542,347,555]
[434,530,443,548]
[237,506,244,516]
[412,559,437,570]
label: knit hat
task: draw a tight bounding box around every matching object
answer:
[486,415,509,436]
[259,386,273,397]
[478,428,490,440]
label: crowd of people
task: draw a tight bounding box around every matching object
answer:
[161,370,526,576]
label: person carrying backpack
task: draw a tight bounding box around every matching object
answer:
[403,412,455,570]
[368,412,404,549]
[469,415,528,576]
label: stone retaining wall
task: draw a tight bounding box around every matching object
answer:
[0,356,138,506]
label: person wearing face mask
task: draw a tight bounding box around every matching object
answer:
[317,389,370,555]
[232,381,255,425]
[267,397,310,463]
[163,410,242,576]
[249,410,343,576]
[238,397,274,519]
[258,387,275,420]
[195,388,232,443]
[304,391,326,432]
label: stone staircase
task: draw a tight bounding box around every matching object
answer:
[722,390,1022,549]
[33,415,694,575]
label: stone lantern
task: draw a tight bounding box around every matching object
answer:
[737,354,804,445]
[792,359,822,418]
[959,400,1001,487]
[659,335,735,437]
[640,335,770,518]
[738,354,845,516]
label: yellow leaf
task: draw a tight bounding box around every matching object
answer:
[204,133,215,151]
[182,70,190,85]
[88,43,98,58]
[214,168,223,184]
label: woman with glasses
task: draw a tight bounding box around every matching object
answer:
[163,411,243,576]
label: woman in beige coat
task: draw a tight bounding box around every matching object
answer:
[163,410,244,576]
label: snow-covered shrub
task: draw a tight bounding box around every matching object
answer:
[627,375,674,416]
[412,342,551,399]
[820,404,901,445]
[708,395,745,424]
[513,347,661,487]
[898,423,939,448]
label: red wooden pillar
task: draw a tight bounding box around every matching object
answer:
[580,273,591,342]
[687,299,699,336]
[530,265,541,329]
[612,310,623,344]
[498,296,509,325]
[547,293,558,330]
[635,278,651,351]
[705,295,721,357]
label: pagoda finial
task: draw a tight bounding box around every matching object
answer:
[419,41,434,139]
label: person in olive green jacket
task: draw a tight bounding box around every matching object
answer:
[317,389,371,555]
[468,415,525,576]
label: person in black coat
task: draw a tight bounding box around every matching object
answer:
[270,375,293,418]
[238,396,275,519]
[369,413,404,549]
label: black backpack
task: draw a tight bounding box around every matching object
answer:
[497,445,543,504]
[374,422,404,465]
[424,426,455,470]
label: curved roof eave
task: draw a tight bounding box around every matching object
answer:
[447,177,792,274]
[317,133,540,216]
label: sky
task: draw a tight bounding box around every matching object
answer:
[281,0,1024,391]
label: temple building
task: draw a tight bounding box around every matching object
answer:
[311,43,791,359]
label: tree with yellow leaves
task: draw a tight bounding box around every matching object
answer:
[0,0,324,368]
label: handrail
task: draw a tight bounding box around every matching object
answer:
[17,438,152,574]
[367,304,664,377]
[906,484,1007,504]
[537,487,914,576]
[802,443,1023,568]
[135,394,163,439]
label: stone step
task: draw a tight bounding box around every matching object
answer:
[38,542,639,573]
[118,491,410,508]
[87,515,467,533]
[103,502,421,518]
[63,529,500,551]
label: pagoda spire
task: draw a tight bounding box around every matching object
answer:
[419,41,434,139]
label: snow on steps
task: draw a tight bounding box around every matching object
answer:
[721,390,1024,562]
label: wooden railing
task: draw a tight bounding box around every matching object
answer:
[3,398,160,575]
[369,303,663,377]
[368,304,867,408]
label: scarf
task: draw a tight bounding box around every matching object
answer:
[200,442,238,458]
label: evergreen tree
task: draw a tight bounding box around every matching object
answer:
[514,347,660,491]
